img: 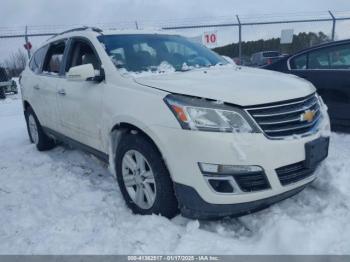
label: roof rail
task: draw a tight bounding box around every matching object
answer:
[47,26,103,40]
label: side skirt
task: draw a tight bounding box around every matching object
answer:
[42,127,109,163]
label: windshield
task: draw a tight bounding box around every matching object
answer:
[98,34,227,73]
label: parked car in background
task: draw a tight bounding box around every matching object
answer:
[264,39,350,132]
[20,27,330,219]
[6,79,18,94]
[0,67,18,99]
[233,56,252,66]
[0,67,10,99]
[251,51,285,67]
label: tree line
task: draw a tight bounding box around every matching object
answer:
[213,31,330,58]
[1,48,28,78]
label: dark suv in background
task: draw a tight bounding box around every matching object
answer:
[250,51,285,67]
[264,39,350,132]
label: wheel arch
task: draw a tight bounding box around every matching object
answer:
[23,101,40,122]
[23,100,31,112]
[108,121,171,179]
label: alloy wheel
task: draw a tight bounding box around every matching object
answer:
[121,150,157,209]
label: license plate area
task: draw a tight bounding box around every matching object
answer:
[304,137,329,168]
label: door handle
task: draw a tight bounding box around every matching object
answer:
[33,84,40,90]
[58,89,66,96]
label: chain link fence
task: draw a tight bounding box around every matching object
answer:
[1,10,350,66]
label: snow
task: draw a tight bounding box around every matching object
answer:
[119,62,235,79]
[1,92,350,254]
[118,61,177,79]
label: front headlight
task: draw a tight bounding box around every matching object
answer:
[316,93,327,110]
[164,94,258,133]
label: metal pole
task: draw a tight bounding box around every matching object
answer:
[135,21,139,30]
[236,15,242,62]
[329,11,336,41]
[24,25,31,59]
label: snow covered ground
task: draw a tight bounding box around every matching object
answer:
[0,92,350,255]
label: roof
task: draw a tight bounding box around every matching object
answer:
[294,38,350,55]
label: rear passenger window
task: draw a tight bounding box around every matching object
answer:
[29,46,48,73]
[290,54,307,70]
[42,41,66,75]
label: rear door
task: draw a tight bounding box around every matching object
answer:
[289,44,350,128]
[38,40,68,131]
[56,37,104,151]
[26,46,46,124]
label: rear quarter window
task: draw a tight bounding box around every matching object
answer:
[29,46,48,74]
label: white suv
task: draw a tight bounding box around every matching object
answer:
[20,27,331,219]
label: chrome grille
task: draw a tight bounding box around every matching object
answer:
[246,94,322,138]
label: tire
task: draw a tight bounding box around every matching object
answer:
[0,87,5,99]
[115,132,179,218]
[25,107,55,151]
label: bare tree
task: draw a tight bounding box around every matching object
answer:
[3,48,28,77]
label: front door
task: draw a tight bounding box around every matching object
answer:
[56,38,104,151]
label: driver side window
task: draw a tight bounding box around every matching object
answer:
[66,39,100,73]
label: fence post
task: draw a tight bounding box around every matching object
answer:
[24,25,31,59]
[328,11,336,41]
[135,21,139,30]
[236,15,242,62]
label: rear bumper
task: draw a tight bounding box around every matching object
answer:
[174,182,310,220]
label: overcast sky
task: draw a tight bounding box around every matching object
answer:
[1,0,350,64]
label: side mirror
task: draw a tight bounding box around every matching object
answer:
[67,64,102,82]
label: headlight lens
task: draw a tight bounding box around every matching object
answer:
[316,93,327,110]
[164,94,256,133]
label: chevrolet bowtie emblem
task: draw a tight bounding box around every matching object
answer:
[301,110,315,122]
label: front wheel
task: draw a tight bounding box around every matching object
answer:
[115,133,178,218]
[25,107,55,151]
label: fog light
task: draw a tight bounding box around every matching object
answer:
[199,163,262,175]
[219,165,262,174]
[199,163,219,173]
[208,179,234,193]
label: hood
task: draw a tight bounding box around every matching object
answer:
[133,66,315,106]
